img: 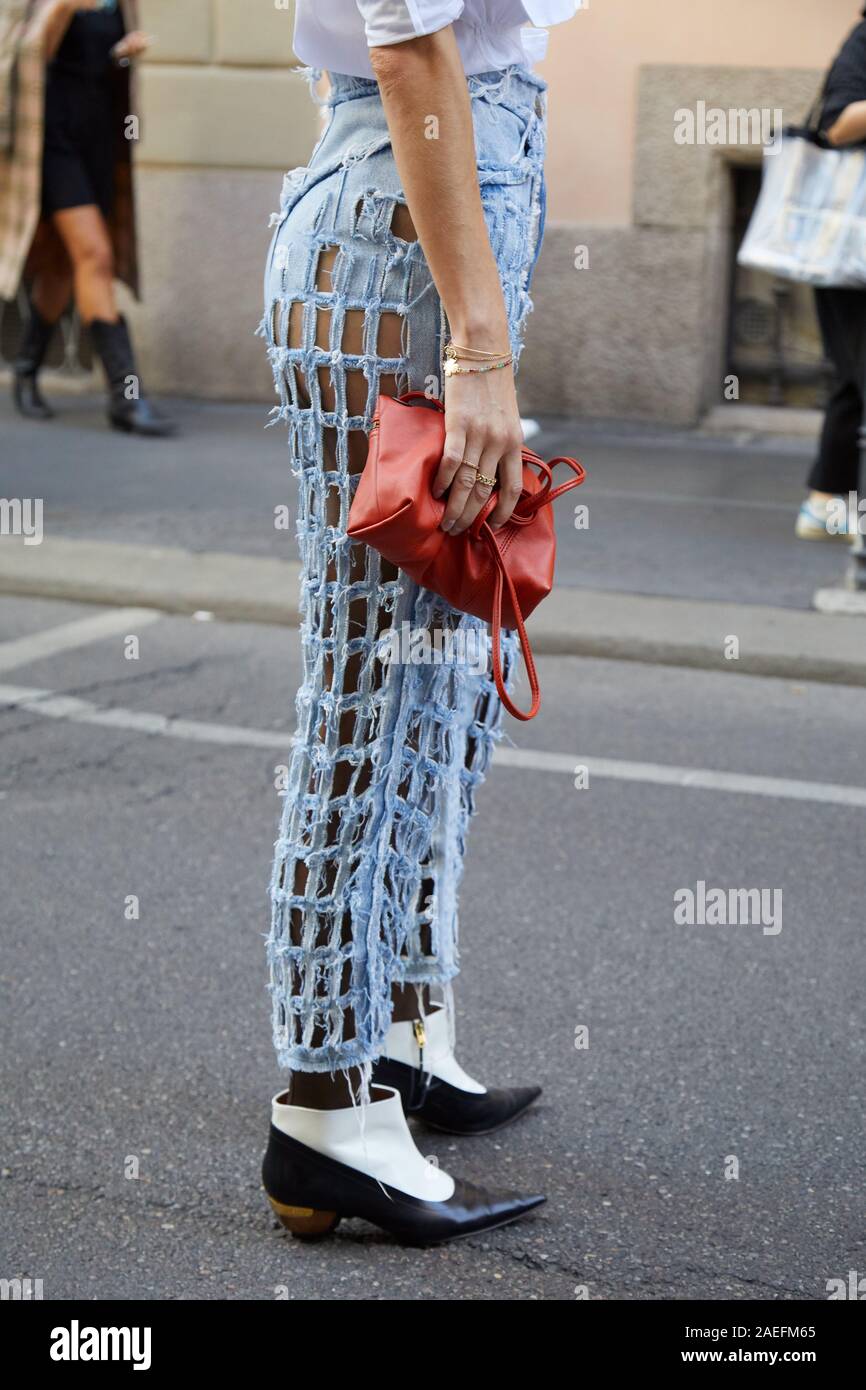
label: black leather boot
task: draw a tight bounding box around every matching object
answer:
[372,1054,542,1136]
[13,303,56,420]
[262,1086,545,1246]
[371,1006,542,1136]
[89,316,176,437]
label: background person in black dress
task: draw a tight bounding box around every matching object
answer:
[797,5,866,541]
[13,0,173,436]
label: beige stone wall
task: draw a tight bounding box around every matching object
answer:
[542,0,859,224]
[127,0,320,401]
[522,0,860,422]
[523,62,826,424]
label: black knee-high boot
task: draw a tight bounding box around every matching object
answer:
[13,303,56,420]
[88,316,176,438]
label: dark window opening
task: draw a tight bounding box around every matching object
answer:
[726,163,833,408]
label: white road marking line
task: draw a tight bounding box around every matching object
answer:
[2,682,865,808]
[0,608,161,674]
[0,685,283,749]
[492,748,866,807]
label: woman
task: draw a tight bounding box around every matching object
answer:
[0,0,172,435]
[259,1,577,1246]
[797,5,866,541]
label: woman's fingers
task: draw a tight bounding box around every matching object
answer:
[113,31,152,60]
[436,368,524,531]
[449,440,500,535]
[432,417,468,500]
[488,446,525,529]
[440,443,481,531]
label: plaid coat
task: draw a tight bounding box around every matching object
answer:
[0,0,140,301]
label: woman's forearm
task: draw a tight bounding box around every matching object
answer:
[369,30,510,348]
[43,0,76,61]
[827,100,866,146]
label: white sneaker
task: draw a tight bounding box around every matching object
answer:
[795,495,856,542]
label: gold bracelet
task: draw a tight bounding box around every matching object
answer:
[445,341,511,361]
[446,340,510,357]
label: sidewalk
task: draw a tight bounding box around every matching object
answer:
[1,394,864,684]
[2,534,865,686]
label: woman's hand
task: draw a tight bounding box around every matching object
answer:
[434,358,525,534]
[112,30,152,61]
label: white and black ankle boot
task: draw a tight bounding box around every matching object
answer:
[261,1084,545,1246]
[13,303,56,420]
[89,316,176,438]
[371,1003,542,1136]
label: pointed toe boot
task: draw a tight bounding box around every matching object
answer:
[261,1085,546,1246]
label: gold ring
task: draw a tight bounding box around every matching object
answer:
[476,472,496,488]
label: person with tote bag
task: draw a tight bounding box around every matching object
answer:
[737,5,866,540]
[797,7,866,541]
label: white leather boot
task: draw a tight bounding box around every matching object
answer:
[271,1084,454,1200]
[371,1002,542,1136]
[262,1081,545,1244]
[382,1002,486,1093]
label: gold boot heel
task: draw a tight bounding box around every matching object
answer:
[267,1195,341,1240]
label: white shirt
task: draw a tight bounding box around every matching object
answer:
[293,2,581,78]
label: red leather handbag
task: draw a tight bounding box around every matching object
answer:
[347,392,585,720]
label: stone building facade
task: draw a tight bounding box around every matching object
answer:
[119,1,862,424]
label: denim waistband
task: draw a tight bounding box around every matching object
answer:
[325,65,547,109]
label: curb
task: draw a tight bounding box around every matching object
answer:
[533,587,866,685]
[0,537,301,627]
[1,536,864,686]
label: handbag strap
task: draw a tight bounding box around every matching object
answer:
[482,519,541,720]
[480,454,586,721]
[393,390,445,412]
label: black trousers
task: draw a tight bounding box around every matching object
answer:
[809,286,866,495]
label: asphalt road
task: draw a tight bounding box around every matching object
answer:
[1,595,862,1300]
[0,394,847,609]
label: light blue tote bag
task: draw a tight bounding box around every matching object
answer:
[738,103,866,288]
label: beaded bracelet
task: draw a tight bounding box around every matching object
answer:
[443,355,513,377]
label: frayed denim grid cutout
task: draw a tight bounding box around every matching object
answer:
[258,66,547,1103]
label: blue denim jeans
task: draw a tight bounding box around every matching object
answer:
[260,65,548,1089]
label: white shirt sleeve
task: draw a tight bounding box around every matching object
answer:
[355,1,465,48]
